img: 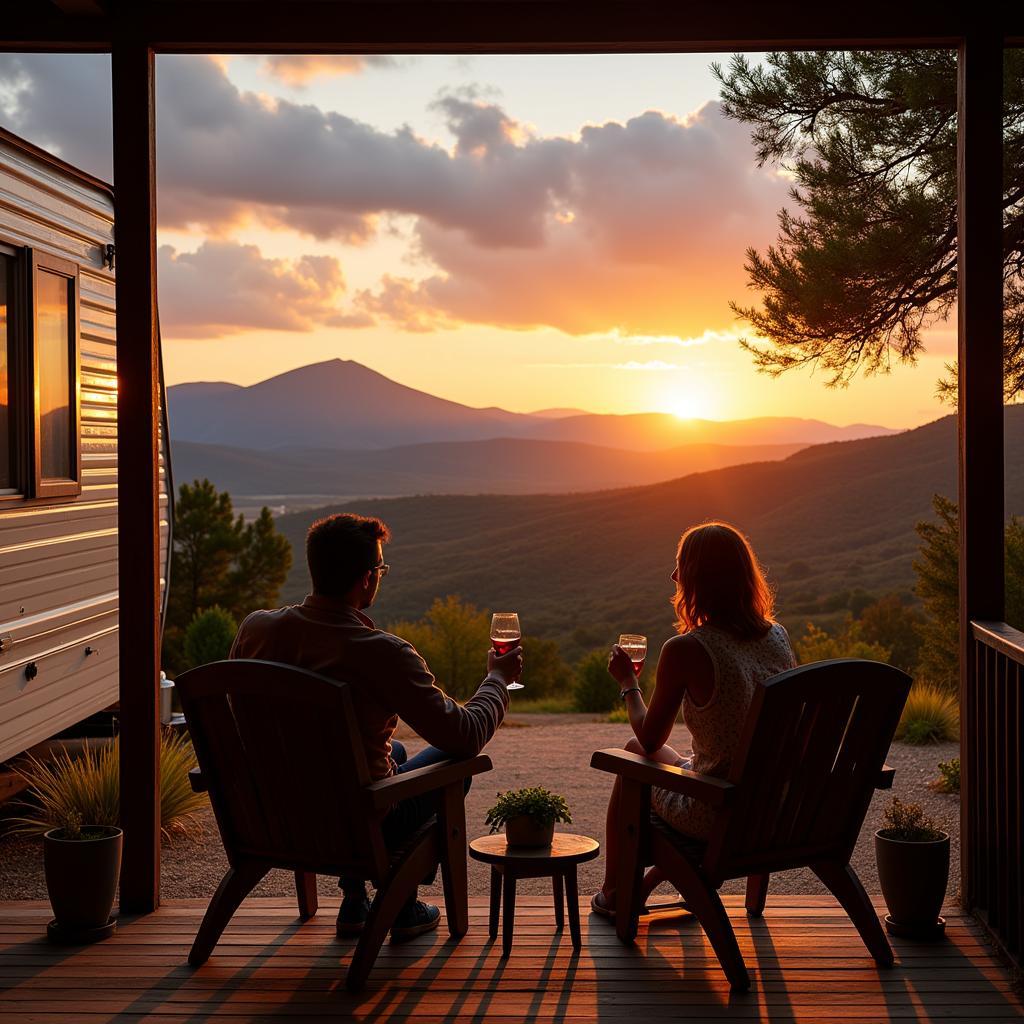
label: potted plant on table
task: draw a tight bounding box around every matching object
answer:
[875,797,950,939]
[485,787,572,848]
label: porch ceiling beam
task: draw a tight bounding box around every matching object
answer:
[4,3,1024,52]
[48,0,107,15]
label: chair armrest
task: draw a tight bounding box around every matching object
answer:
[590,748,734,807]
[189,767,208,793]
[876,764,895,790]
[365,754,492,811]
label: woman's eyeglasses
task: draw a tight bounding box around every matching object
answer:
[372,562,391,577]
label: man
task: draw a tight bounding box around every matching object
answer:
[230,512,522,940]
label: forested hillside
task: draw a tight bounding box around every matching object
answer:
[273,408,1024,659]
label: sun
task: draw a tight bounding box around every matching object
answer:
[661,393,712,421]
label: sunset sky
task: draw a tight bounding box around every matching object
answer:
[0,52,958,427]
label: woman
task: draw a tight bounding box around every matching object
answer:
[593,521,797,918]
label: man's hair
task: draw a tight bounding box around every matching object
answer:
[306,513,391,597]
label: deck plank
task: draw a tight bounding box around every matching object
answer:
[0,898,1019,1022]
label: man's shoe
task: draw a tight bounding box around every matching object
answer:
[389,901,440,942]
[336,896,371,938]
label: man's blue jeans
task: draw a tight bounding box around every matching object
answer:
[339,740,471,897]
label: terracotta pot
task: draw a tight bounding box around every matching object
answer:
[874,829,949,938]
[504,815,554,848]
[44,826,122,938]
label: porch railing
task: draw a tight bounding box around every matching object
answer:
[968,620,1024,968]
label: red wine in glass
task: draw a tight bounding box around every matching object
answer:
[619,634,648,678]
[491,612,524,691]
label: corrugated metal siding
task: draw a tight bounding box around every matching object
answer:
[0,137,170,762]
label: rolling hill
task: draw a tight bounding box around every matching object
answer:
[171,436,808,498]
[270,407,1024,658]
[167,358,897,452]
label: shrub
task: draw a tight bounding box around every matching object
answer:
[485,787,572,832]
[183,606,237,669]
[9,731,207,839]
[934,756,961,794]
[794,621,891,663]
[606,707,629,724]
[879,797,945,842]
[896,682,959,744]
[572,648,618,713]
[390,596,491,700]
[519,636,573,699]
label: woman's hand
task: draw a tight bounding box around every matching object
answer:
[607,644,637,688]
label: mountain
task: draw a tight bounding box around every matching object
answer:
[167,359,529,450]
[168,358,898,452]
[271,407,1024,658]
[529,407,590,419]
[172,436,809,498]
[524,412,899,449]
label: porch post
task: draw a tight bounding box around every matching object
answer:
[112,41,161,913]
[956,33,1005,911]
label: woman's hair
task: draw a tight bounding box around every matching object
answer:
[672,522,774,640]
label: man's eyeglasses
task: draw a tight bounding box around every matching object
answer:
[371,562,391,577]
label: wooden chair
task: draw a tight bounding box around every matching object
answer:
[591,658,911,992]
[176,659,491,991]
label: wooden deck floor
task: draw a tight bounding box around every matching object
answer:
[0,896,1020,1022]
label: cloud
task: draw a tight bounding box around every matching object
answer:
[0,54,789,340]
[157,240,360,337]
[352,106,788,337]
[259,54,398,86]
[613,361,682,371]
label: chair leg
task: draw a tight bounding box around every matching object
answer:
[653,834,750,992]
[812,860,894,967]
[347,831,439,992]
[295,872,318,921]
[189,862,269,967]
[745,873,769,917]
[614,778,649,944]
[438,781,469,939]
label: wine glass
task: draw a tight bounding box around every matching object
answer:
[491,612,524,691]
[618,634,648,678]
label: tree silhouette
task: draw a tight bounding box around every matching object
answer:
[715,50,1024,397]
[163,479,291,673]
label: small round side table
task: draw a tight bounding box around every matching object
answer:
[469,833,600,956]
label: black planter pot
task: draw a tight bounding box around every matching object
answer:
[874,829,950,939]
[43,826,122,943]
[505,815,554,848]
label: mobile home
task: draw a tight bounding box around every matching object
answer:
[0,127,171,765]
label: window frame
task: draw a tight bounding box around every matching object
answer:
[30,250,81,500]
[0,243,82,506]
[0,242,19,498]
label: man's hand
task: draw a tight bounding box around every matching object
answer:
[487,645,524,686]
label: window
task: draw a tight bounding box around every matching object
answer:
[0,246,81,504]
[0,251,12,494]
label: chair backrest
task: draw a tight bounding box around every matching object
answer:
[703,659,911,882]
[176,659,390,879]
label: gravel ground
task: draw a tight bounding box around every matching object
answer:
[0,714,959,905]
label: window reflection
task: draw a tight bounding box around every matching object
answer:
[37,269,71,481]
[0,256,11,491]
